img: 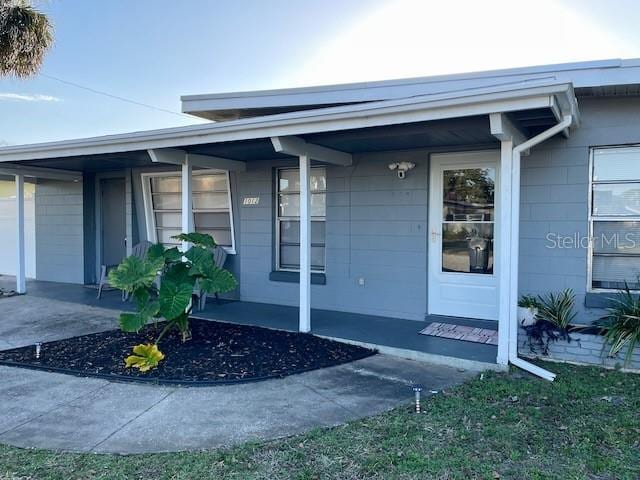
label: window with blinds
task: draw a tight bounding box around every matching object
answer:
[276,167,326,271]
[590,147,640,290]
[147,172,234,250]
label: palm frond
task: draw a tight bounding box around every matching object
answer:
[0,1,53,78]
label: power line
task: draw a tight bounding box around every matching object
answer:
[40,73,196,119]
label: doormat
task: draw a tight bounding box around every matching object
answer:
[419,322,498,345]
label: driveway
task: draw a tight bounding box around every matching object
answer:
[0,295,477,454]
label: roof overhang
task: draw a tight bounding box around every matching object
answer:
[181,58,630,121]
[0,80,579,165]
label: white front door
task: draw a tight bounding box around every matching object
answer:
[428,151,500,320]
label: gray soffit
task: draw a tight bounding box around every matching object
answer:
[0,110,567,173]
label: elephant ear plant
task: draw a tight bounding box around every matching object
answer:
[108,233,238,371]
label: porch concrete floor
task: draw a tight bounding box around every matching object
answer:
[0,277,499,367]
[0,290,477,453]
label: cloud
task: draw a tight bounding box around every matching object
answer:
[0,93,61,102]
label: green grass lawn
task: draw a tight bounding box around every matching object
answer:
[1,362,638,480]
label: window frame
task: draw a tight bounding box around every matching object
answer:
[141,169,236,254]
[275,166,326,273]
[587,145,640,292]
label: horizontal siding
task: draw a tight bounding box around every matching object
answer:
[237,151,430,320]
[519,96,640,324]
[35,180,84,284]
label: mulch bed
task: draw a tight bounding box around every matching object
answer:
[0,319,375,386]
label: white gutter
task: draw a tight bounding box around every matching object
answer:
[508,114,574,381]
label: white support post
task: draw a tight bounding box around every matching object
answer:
[181,157,193,252]
[299,154,311,333]
[15,174,26,294]
[508,148,523,360]
[496,140,513,365]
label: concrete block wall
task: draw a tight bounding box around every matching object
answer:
[237,149,430,320]
[519,96,640,324]
[35,180,84,284]
[518,329,640,370]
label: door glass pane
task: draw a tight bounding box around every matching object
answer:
[592,183,640,216]
[442,223,494,274]
[593,221,640,254]
[443,168,495,221]
[593,148,640,181]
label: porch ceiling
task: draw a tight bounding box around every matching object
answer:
[3,112,551,173]
[1,100,561,173]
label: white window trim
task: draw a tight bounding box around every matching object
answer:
[587,145,640,293]
[275,166,326,273]
[141,169,236,254]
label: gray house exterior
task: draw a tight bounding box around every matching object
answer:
[2,58,640,377]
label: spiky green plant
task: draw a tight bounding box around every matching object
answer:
[0,1,53,78]
[108,233,238,370]
[536,288,577,332]
[595,281,640,366]
[518,294,539,309]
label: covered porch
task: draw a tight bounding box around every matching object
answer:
[0,79,581,379]
[0,275,497,368]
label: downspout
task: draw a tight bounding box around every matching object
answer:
[508,114,574,381]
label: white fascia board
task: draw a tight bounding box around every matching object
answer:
[0,81,575,163]
[180,58,624,113]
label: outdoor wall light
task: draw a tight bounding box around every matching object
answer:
[34,342,42,359]
[388,161,416,179]
[412,384,424,413]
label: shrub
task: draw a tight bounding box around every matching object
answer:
[595,281,640,366]
[522,289,577,355]
[518,295,539,309]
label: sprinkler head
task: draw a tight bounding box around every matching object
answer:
[412,384,424,413]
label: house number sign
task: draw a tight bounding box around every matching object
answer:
[243,196,260,205]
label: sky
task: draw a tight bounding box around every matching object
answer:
[1,0,640,146]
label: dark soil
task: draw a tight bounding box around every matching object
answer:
[0,319,375,386]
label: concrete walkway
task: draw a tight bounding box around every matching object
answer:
[0,294,477,454]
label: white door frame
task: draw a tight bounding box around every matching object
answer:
[428,150,500,320]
